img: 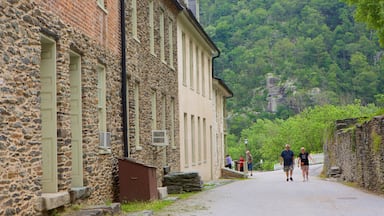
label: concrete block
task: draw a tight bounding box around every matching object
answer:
[157,187,168,199]
[41,192,70,211]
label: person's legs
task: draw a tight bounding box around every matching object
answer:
[248,163,253,176]
[283,166,289,181]
[289,165,294,181]
[305,166,309,181]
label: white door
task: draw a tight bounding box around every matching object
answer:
[40,36,58,193]
[70,52,83,187]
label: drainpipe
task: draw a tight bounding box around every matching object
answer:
[120,0,129,158]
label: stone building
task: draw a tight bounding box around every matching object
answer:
[124,0,181,184]
[0,0,231,215]
[0,0,182,215]
[1,0,123,215]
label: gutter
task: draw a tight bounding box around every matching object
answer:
[120,0,129,158]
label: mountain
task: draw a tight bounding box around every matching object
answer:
[199,0,384,135]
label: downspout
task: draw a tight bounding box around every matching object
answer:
[120,0,129,158]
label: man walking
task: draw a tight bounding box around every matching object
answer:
[280,144,295,181]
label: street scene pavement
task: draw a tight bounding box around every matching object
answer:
[155,164,384,216]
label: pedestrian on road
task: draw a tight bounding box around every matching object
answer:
[246,150,253,176]
[239,156,245,172]
[225,154,233,169]
[280,144,295,181]
[297,147,314,182]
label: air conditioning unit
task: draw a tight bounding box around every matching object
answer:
[152,130,168,147]
[99,132,111,148]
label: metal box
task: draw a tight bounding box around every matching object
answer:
[118,158,158,202]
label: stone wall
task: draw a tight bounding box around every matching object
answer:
[125,0,180,186]
[0,0,122,215]
[1,0,182,214]
[324,116,384,193]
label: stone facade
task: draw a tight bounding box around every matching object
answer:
[324,117,384,193]
[0,0,182,215]
[1,0,122,215]
[124,0,181,185]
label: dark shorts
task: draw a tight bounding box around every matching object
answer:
[247,163,253,171]
[283,165,294,172]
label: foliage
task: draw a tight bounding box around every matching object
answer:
[344,0,384,46]
[225,103,380,170]
[200,0,384,136]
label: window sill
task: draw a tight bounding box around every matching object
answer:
[99,147,111,155]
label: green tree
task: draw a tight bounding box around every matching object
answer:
[344,0,384,46]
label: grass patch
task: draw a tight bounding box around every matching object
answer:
[121,200,174,213]
[342,181,358,188]
[121,192,198,213]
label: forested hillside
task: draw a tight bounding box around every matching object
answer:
[200,0,384,135]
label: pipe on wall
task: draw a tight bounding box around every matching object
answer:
[120,0,129,158]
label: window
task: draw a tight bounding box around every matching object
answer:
[160,9,165,62]
[97,0,106,11]
[189,40,194,89]
[168,18,174,68]
[170,98,175,149]
[134,82,141,149]
[149,0,155,55]
[151,90,157,130]
[184,113,188,167]
[198,116,201,163]
[182,32,187,86]
[202,52,205,97]
[132,0,138,39]
[203,118,207,162]
[208,59,212,99]
[191,115,195,165]
[161,94,166,130]
[196,46,200,94]
[97,65,107,133]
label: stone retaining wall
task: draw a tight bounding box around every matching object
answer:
[324,116,384,193]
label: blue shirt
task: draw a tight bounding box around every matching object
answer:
[281,150,294,166]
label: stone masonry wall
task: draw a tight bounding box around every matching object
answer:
[324,116,384,193]
[0,0,122,215]
[125,0,180,186]
[1,0,182,215]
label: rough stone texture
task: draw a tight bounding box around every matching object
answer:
[125,0,180,187]
[324,116,384,193]
[0,0,181,215]
[163,172,203,194]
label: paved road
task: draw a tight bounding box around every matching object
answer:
[156,164,384,216]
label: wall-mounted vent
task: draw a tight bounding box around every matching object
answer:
[99,132,111,148]
[152,130,168,146]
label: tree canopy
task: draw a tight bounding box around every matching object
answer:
[200,0,384,136]
[344,0,384,46]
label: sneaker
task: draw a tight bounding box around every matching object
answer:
[290,177,293,181]
[286,178,289,182]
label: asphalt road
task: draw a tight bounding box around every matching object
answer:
[156,164,384,216]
